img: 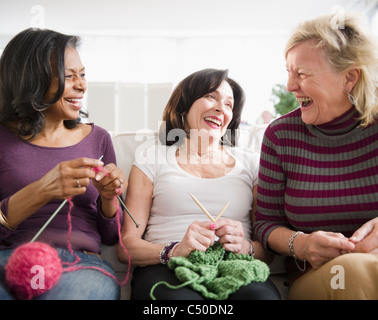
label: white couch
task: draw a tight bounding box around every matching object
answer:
[100,124,289,300]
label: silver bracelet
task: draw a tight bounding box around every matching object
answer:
[288,231,306,271]
[159,244,168,265]
[170,242,180,259]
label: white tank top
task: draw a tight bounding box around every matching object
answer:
[133,143,259,244]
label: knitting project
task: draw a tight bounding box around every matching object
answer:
[150,242,270,300]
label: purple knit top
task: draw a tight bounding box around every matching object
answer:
[0,123,123,254]
[254,107,378,250]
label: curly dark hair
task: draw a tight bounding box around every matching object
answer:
[0,28,88,138]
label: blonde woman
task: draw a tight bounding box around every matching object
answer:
[254,12,378,299]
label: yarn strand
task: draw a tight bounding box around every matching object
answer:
[150,275,200,300]
[149,243,270,300]
[58,163,133,286]
[30,199,68,243]
[61,198,81,266]
[61,195,132,287]
[6,159,134,299]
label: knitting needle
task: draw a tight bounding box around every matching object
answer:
[189,193,230,225]
[214,202,230,222]
[31,155,106,243]
[117,196,139,228]
[30,199,68,243]
[189,193,215,223]
[97,155,139,228]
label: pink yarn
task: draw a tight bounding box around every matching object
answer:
[63,195,132,287]
[5,169,132,299]
[5,242,62,300]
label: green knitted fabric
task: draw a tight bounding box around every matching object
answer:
[150,242,270,300]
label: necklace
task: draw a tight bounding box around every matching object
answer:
[176,142,235,178]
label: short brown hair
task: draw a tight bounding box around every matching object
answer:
[159,68,245,146]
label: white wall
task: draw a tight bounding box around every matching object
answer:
[86,82,173,131]
[1,0,377,130]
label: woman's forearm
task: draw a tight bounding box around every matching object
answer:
[5,180,50,228]
[267,227,298,257]
[118,236,164,266]
[253,240,274,264]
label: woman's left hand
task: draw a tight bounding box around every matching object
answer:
[349,217,378,254]
[214,218,249,254]
[92,163,127,200]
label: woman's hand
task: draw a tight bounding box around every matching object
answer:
[92,163,127,200]
[295,231,355,269]
[6,157,104,228]
[172,221,215,258]
[214,218,249,254]
[92,163,127,219]
[349,217,378,254]
[41,157,104,201]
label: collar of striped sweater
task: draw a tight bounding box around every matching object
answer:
[314,106,360,136]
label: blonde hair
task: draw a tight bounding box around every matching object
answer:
[285,12,378,126]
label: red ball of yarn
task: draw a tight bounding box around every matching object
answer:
[5,242,63,300]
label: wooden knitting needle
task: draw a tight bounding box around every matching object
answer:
[189,193,215,222]
[214,202,230,222]
[189,193,230,223]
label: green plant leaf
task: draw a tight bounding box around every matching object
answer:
[270,84,299,117]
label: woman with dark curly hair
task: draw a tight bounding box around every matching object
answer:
[0,28,126,300]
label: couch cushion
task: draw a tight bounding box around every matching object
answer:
[109,130,158,179]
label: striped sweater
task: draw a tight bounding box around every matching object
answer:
[254,107,378,250]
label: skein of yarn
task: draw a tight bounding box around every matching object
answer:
[5,242,63,300]
[4,176,133,300]
[4,160,135,300]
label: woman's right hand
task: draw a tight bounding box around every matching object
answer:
[40,157,104,201]
[172,220,216,258]
[6,157,104,228]
[296,231,355,269]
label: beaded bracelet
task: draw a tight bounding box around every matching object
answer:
[159,241,179,265]
[288,231,306,271]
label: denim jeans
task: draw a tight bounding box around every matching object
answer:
[0,247,120,300]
